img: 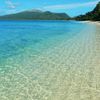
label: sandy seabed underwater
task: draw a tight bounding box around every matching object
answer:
[0,21,100,100]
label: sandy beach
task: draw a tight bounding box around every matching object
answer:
[82,21,100,25]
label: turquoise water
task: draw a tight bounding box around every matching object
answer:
[0,21,85,59]
[0,20,100,100]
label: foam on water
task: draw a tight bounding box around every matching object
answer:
[0,21,100,100]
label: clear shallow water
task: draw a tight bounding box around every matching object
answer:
[0,20,85,59]
[0,20,100,100]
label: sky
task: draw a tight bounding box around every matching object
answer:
[0,0,100,17]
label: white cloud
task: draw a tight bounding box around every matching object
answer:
[5,0,19,9]
[42,0,100,10]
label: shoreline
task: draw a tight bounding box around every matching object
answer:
[81,20,100,25]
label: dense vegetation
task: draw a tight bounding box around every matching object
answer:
[75,2,100,21]
[0,10,70,20]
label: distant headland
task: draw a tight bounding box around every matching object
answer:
[0,10,70,20]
